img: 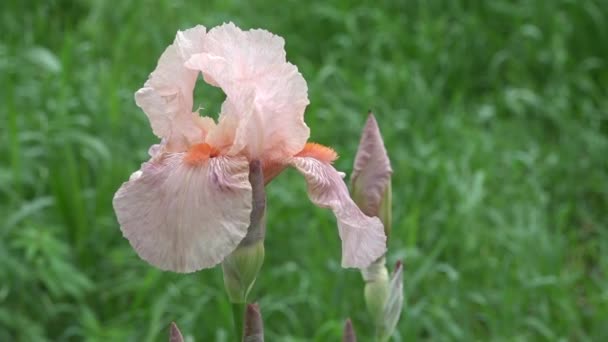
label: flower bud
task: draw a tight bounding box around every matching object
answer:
[351,113,392,239]
[222,242,265,303]
[353,114,402,340]
[342,319,357,342]
[361,259,404,341]
[378,261,404,341]
[361,256,390,325]
[222,160,266,303]
[169,322,184,342]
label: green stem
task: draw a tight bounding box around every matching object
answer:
[373,320,389,342]
[375,329,389,342]
[231,302,246,341]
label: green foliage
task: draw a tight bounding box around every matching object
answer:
[1,0,607,340]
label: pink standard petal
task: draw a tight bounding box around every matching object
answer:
[251,62,309,161]
[186,22,310,161]
[290,156,386,268]
[351,114,392,216]
[192,22,287,90]
[135,25,210,152]
[113,154,252,272]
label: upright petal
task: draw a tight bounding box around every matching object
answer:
[135,26,210,152]
[113,153,252,272]
[248,61,310,161]
[185,23,310,161]
[351,113,392,217]
[290,156,386,268]
[188,22,286,93]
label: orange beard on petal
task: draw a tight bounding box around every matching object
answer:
[295,142,338,163]
[262,143,338,184]
[262,159,287,185]
[184,143,220,166]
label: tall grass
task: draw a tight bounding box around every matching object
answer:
[1,0,607,340]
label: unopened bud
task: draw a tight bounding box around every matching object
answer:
[377,181,392,239]
[351,113,392,239]
[361,258,404,341]
[342,319,357,342]
[378,261,404,341]
[169,322,184,342]
[353,114,401,340]
[380,261,404,340]
[361,256,390,324]
[222,242,265,303]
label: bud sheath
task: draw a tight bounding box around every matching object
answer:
[351,113,392,239]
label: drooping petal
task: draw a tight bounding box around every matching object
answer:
[351,113,392,217]
[135,25,211,152]
[113,153,252,272]
[185,22,310,161]
[290,156,386,268]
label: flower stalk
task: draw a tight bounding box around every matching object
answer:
[244,303,264,342]
[222,160,266,340]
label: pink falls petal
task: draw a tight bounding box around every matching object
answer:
[290,156,386,268]
[185,22,310,161]
[113,154,252,273]
[135,26,210,152]
[351,113,392,216]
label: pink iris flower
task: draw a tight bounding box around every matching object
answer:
[112,23,386,273]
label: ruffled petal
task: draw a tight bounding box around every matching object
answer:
[351,114,392,216]
[113,153,252,272]
[135,25,210,152]
[290,156,386,268]
[185,22,310,161]
[249,62,310,161]
[189,22,286,92]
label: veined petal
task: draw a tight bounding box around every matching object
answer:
[351,114,392,217]
[189,22,286,92]
[290,156,386,268]
[135,25,209,152]
[251,62,310,161]
[185,22,310,161]
[113,153,252,272]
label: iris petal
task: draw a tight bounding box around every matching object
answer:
[290,156,386,268]
[113,154,252,272]
[186,23,310,161]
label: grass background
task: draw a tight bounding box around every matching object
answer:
[1,0,607,340]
